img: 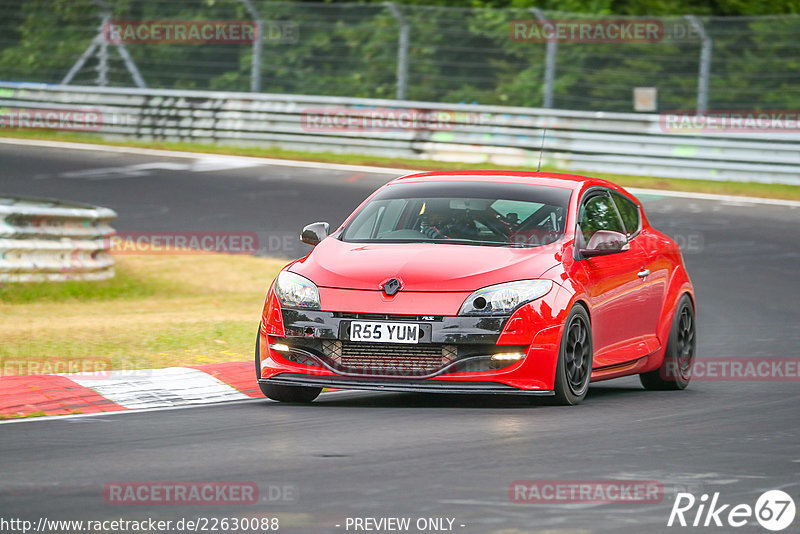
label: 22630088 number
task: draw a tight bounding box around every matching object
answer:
[193,517,279,531]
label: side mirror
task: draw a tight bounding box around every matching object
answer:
[300,222,330,246]
[579,230,629,258]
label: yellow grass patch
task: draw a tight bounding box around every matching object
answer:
[0,254,287,375]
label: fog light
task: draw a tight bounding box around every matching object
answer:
[270,343,290,352]
[491,352,525,361]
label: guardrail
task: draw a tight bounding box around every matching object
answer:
[0,196,117,283]
[1,82,799,184]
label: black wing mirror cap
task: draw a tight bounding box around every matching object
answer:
[300,222,330,246]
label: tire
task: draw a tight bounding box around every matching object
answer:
[640,294,695,391]
[552,305,593,405]
[254,329,322,403]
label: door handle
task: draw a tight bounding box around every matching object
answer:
[637,269,650,278]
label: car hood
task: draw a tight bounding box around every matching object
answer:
[289,238,561,292]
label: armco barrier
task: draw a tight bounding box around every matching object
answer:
[1,82,799,184]
[0,196,117,282]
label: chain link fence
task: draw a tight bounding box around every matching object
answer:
[0,0,798,113]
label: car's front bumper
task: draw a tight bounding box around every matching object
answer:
[259,307,564,393]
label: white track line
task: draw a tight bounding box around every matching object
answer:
[2,137,798,207]
[66,367,249,409]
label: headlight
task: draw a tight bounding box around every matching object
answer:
[459,279,552,316]
[274,271,321,310]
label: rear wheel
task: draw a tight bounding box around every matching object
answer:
[640,295,695,391]
[254,329,322,403]
[552,306,593,405]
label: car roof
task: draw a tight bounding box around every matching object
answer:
[391,170,616,192]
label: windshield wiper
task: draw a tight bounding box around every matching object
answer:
[424,238,511,247]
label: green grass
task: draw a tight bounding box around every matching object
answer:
[0,264,167,303]
[2,130,798,201]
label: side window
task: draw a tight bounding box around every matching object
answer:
[579,192,625,245]
[611,192,640,237]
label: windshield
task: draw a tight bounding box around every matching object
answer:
[341,181,572,247]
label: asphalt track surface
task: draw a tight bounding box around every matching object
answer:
[1,141,799,534]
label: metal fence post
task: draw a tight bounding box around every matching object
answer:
[385,2,409,101]
[685,15,711,114]
[96,11,110,86]
[114,39,147,88]
[62,0,147,88]
[241,0,263,93]
[61,36,100,85]
[531,8,556,109]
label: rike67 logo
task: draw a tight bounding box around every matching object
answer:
[668,490,796,531]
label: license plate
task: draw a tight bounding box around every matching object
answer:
[350,321,420,344]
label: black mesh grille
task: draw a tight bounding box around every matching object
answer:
[322,341,456,377]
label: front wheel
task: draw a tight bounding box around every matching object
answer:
[552,305,593,405]
[254,329,322,403]
[640,294,695,391]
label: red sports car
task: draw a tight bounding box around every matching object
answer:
[256,171,696,405]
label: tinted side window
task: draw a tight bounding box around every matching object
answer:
[580,193,625,245]
[611,192,640,237]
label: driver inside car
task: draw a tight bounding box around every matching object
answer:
[419,200,481,240]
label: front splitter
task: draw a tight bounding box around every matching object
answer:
[260,374,554,396]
